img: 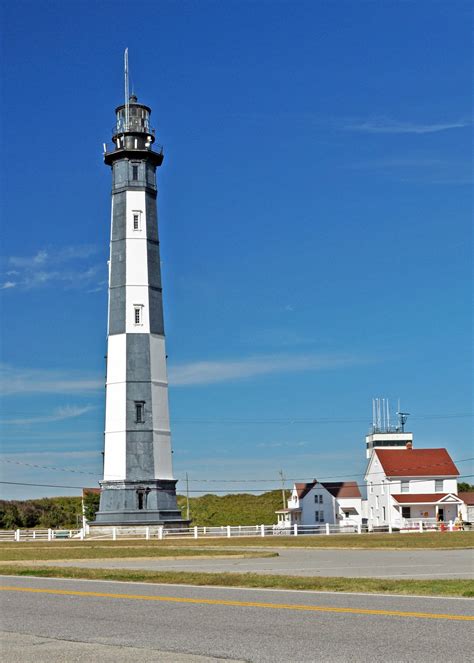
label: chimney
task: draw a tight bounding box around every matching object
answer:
[406,441,413,450]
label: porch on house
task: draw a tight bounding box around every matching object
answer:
[391,493,463,530]
[275,508,301,528]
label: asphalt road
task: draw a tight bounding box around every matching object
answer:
[1,576,472,662]
[41,547,474,579]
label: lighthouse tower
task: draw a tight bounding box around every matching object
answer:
[94,59,183,525]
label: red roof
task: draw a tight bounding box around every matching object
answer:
[294,481,317,499]
[82,488,101,496]
[460,491,474,505]
[375,449,459,477]
[392,493,462,504]
[322,481,361,499]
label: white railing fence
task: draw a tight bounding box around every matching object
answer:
[0,520,468,542]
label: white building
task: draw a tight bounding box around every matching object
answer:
[276,480,363,528]
[459,492,474,523]
[365,445,463,529]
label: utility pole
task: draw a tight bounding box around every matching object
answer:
[278,469,286,509]
[186,472,190,522]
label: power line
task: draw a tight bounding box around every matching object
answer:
[1,475,473,493]
[2,413,472,423]
[1,456,473,482]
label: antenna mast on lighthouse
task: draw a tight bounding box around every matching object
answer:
[124,48,130,131]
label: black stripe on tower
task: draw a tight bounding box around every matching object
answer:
[109,191,127,335]
[145,191,165,336]
[126,334,154,480]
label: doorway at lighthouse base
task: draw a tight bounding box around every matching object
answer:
[92,479,183,525]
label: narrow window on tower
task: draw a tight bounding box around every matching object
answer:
[132,210,141,231]
[132,164,139,180]
[134,305,143,326]
[135,402,145,424]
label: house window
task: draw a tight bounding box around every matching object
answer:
[344,511,350,518]
[314,495,318,504]
[401,506,411,519]
[132,165,138,180]
[401,481,409,493]
[319,495,323,504]
[375,495,379,509]
[315,511,324,522]
[382,507,386,521]
[134,306,143,325]
[369,482,373,494]
[135,401,145,423]
[435,479,443,492]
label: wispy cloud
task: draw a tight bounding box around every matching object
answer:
[256,441,307,449]
[169,354,367,387]
[1,405,97,426]
[347,156,472,184]
[1,245,104,291]
[344,117,470,134]
[350,157,446,170]
[0,364,102,396]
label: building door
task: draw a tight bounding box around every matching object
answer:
[401,506,410,519]
[438,508,444,522]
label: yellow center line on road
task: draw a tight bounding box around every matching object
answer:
[1,585,473,621]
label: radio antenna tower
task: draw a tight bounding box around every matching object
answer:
[396,399,410,432]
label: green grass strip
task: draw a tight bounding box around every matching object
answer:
[1,565,472,598]
[0,546,278,562]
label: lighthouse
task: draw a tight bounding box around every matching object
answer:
[94,54,183,526]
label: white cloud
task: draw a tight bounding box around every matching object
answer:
[2,245,103,291]
[256,441,307,449]
[350,157,445,169]
[9,250,48,268]
[0,364,102,396]
[344,118,470,134]
[169,354,366,386]
[1,405,96,426]
[1,281,16,290]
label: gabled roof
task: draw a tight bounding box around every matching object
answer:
[294,481,317,499]
[322,481,361,499]
[392,493,463,504]
[374,449,459,477]
[460,491,474,506]
[82,488,101,496]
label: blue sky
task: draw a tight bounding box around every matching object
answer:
[0,1,472,500]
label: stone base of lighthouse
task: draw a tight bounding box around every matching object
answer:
[92,479,184,526]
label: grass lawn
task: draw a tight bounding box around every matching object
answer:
[0,543,277,563]
[1,565,472,598]
[0,532,471,561]
[89,531,472,549]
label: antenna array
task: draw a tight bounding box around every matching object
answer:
[372,397,392,432]
[372,397,410,433]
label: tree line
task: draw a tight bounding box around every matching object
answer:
[1,485,472,529]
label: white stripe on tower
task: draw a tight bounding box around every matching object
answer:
[125,190,150,334]
[103,333,126,480]
[150,334,173,479]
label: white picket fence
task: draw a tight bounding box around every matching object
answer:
[0,520,466,542]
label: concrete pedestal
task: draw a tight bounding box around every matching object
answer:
[93,479,183,526]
